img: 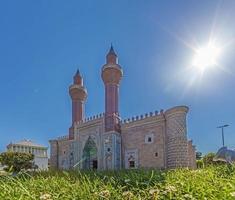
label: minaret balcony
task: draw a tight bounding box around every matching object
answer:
[69,85,87,100]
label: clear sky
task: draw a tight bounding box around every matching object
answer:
[0,0,234,154]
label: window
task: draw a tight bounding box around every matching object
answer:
[145,133,154,144]
[129,161,135,168]
[155,152,158,157]
[125,150,138,169]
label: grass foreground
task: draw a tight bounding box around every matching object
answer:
[0,165,235,200]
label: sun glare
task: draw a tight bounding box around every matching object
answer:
[192,41,221,71]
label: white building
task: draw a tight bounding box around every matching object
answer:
[7,140,48,170]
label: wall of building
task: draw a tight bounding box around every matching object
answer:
[49,140,58,169]
[50,117,104,170]
[57,138,72,169]
[77,117,104,170]
[34,157,48,170]
[50,108,196,170]
[165,106,189,168]
[121,114,166,169]
[188,140,197,169]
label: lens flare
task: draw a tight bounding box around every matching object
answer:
[192,41,221,71]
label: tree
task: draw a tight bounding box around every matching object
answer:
[196,152,203,160]
[0,152,34,172]
[202,152,216,166]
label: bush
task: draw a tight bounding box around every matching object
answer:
[0,152,34,172]
[202,152,216,166]
[196,159,204,168]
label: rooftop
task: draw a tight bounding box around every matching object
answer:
[8,140,46,148]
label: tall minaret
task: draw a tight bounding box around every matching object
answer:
[101,45,123,170]
[69,70,87,139]
[102,45,123,132]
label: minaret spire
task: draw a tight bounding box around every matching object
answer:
[73,69,83,85]
[76,69,80,75]
[106,44,117,64]
[109,43,116,54]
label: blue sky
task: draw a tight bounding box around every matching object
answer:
[0,0,234,154]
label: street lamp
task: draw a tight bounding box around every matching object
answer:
[217,124,229,147]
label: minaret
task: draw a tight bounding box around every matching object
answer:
[69,70,87,139]
[102,45,123,132]
[101,45,123,170]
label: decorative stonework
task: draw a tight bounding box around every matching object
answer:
[125,149,138,169]
[103,134,113,170]
[102,132,121,170]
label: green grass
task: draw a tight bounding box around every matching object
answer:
[1,165,235,200]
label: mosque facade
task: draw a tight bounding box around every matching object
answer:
[49,46,196,170]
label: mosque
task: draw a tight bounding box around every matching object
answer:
[49,46,196,170]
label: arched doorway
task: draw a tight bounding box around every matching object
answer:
[82,136,98,170]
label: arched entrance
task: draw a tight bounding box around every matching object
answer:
[82,136,98,170]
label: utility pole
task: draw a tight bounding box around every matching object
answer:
[217,124,229,147]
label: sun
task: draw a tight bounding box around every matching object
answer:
[192,41,221,71]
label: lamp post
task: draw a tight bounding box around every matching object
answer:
[217,124,229,147]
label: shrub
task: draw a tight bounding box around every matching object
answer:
[0,152,34,172]
[196,159,204,168]
[202,152,216,166]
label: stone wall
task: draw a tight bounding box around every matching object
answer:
[50,107,196,170]
[49,140,58,169]
[121,114,166,169]
[188,140,197,169]
[165,106,189,168]
[57,138,72,169]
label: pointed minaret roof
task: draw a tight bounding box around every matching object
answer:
[75,69,80,76]
[107,44,117,56]
[73,68,83,85]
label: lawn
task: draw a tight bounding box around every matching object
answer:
[0,165,235,200]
